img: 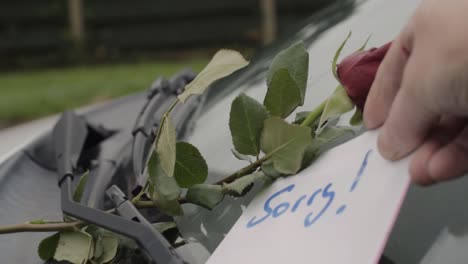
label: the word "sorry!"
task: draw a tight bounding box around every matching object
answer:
[246,149,373,229]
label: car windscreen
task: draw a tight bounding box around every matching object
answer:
[176,0,468,263]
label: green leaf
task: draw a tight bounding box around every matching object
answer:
[293,111,311,124]
[318,86,354,128]
[152,222,177,234]
[174,142,208,188]
[316,125,361,152]
[261,161,283,179]
[156,116,176,177]
[229,93,269,155]
[148,153,183,216]
[73,171,89,202]
[38,233,60,261]
[260,117,312,174]
[263,68,302,118]
[332,31,352,81]
[357,35,372,52]
[82,226,120,264]
[301,143,319,169]
[93,236,104,260]
[178,49,249,102]
[54,231,93,264]
[350,108,363,126]
[95,236,118,264]
[82,225,100,236]
[301,125,361,169]
[152,222,179,245]
[186,184,225,210]
[267,41,309,104]
[222,172,267,197]
[231,149,253,163]
[29,219,46,224]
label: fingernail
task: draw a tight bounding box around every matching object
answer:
[363,105,382,129]
[410,158,437,186]
[411,175,436,186]
[377,130,402,161]
[364,116,378,129]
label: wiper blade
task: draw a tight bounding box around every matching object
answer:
[132,69,197,179]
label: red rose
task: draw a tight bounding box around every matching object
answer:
[337,42,391,110]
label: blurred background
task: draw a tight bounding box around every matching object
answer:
[0,0,333,129]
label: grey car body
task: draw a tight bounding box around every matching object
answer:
[1,0,468,263]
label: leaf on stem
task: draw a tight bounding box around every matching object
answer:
[156,116,176,177]
[293,111,311,124]
[178,50,249,103]
[264,41,309,118]
[318,86,354,128]
[185,172,269,210]
[231,149,253,163]
[316,125,362,152]
[263,68,302,118]
[350,107,363,126]
[229,93,268,156]
[38,233,60,260]
[93,236,104,260]
[29,219,46,224]
[261,161,283,179]
[152,222,177,234]
[154,222,179,245]
[266,41,309,105]
[186,184,225,210]
[222,172,267,197]
[174,142,208,188]
[332,31,352,81]
[94,236,118,264]
[54,231,94,264]
[301,125,361,168]
[73,171,89,202]
[148,153,183,216]
[81,225,119,264]
[357,35,372,52]
[260,117,312,174]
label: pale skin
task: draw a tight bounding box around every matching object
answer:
[364,0,468,186]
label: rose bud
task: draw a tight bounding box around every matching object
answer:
[336,42,391,110]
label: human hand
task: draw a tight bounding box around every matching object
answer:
[364,0,468,185]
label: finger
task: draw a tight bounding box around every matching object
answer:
[364,23,413,129]
[410,138,442,186]
[377,51,439,161]
[427,125,468,183]
[422,60,468,116]
[410,117,465,185]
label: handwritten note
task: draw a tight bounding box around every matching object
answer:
[206,131,410,264]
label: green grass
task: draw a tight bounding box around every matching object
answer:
[0,59,208,127]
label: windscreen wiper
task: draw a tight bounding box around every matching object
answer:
[54,111,186,264]
[52,69,199,264]
[53,70,203,264]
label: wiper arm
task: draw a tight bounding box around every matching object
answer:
[53,69,200,264]
[53,111,186,264]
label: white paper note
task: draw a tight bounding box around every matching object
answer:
[206,131,410,264]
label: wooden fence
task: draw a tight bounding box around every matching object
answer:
[0,0,333,68]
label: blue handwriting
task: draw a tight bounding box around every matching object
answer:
[246,149,373,229]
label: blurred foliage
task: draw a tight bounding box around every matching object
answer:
[0,59,208,128]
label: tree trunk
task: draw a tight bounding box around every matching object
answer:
[260,0,277,45]
[68,0,85,49]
